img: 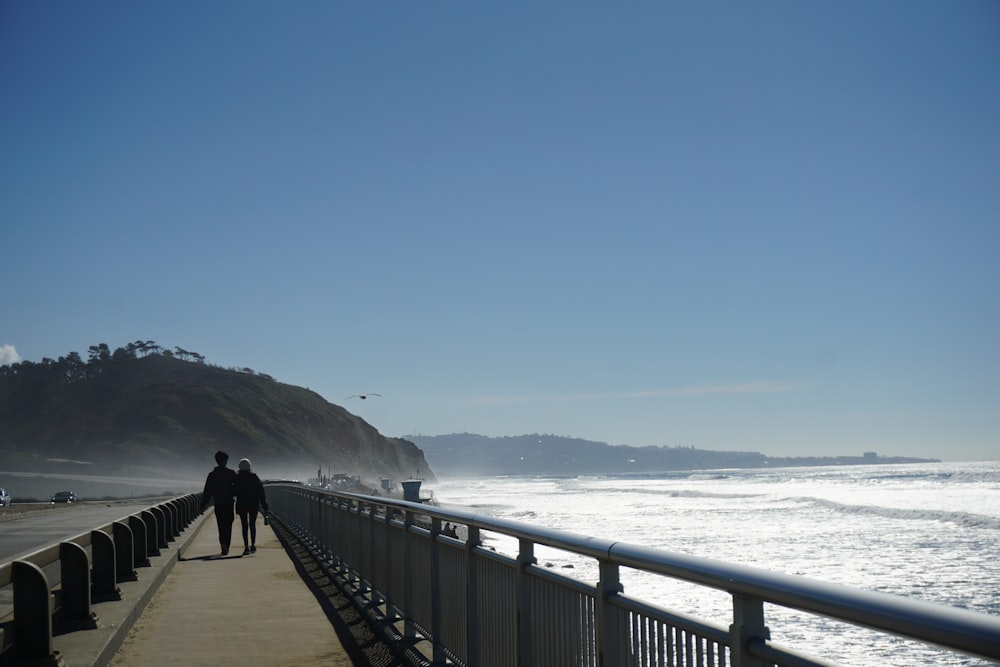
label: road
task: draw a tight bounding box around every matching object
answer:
[0,499,186,624]
[0,499,175,563]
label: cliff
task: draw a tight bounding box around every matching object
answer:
[0,345,433,485]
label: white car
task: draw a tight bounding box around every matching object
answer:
[0,488,10,508]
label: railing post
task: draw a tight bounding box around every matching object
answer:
[430,516,445,665]
[466,525,482,667]
[160,502,176,541]
[596,559,624,667]
[311,492,321,557]
[177,494,192,526]
[174,496,186,527]
[141,510,160,556]
[113,521,138,582]
[59,541,97,626]
[402,508,417,641]
[729,593,770,667]
[339,497,352,577]
[185,493,198,524]
[382,509,396,627]
[352,499,362,579]
[172,499,182,536]
[149,506,168,548]
[12,560,58,663]
[516,538,536,667]
[316,493,327,560]
[366,501,377,599]
[127,515,149,569]
[91,529,122,600]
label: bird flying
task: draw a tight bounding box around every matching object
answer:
[344,393,382,400]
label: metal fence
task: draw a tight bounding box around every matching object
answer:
[267,483,1000,667]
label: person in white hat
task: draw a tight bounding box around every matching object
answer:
[233,458,269,555]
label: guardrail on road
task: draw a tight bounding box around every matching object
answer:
[0,493,202,665]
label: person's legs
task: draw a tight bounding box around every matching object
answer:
[248,509,259,551]
[214,510,226,550]
[215,504,235,554]
[238,510,251,554]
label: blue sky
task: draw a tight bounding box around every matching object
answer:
[2,2,998,461]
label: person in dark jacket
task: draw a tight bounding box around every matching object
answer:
[234,458,269,555]
[201,450,237,555]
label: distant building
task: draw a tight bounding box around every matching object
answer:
[863,452,878,460]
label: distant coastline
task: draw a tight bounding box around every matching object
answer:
[753,453,938,468]
[408,433,940,478]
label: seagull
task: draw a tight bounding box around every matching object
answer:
[344,393,382,400]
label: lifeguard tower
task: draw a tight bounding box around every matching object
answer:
[401,478,428,503]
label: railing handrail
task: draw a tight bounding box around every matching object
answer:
[609,541,1000,660]
[272,483,1000,662]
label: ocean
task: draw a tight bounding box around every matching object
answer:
[433,461,1000,666]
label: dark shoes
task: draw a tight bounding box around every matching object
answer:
[226,543,254,556]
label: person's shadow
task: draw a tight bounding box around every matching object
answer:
[179,553,244,561]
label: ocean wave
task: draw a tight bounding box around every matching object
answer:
[796,497,1000,530]
[662,489,760,499]
[452,503,510,514]
[608,487,761,499]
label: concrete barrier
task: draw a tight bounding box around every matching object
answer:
[0,494,208,666]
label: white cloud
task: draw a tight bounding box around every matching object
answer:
[0,344,22,365]
[469,381,807,404]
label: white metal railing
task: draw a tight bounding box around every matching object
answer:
[266,483,1000,667]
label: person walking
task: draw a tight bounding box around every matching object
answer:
[201,450,238,555]
[234,458,269,556]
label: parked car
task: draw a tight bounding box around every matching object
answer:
[0,488,10,507]
[51,491,78,503]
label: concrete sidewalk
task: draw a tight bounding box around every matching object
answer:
[106,512,354,667]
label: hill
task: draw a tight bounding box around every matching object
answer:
[0,342,433,487]
[408,433,939,477]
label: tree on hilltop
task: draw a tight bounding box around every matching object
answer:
[2,340,211,382]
